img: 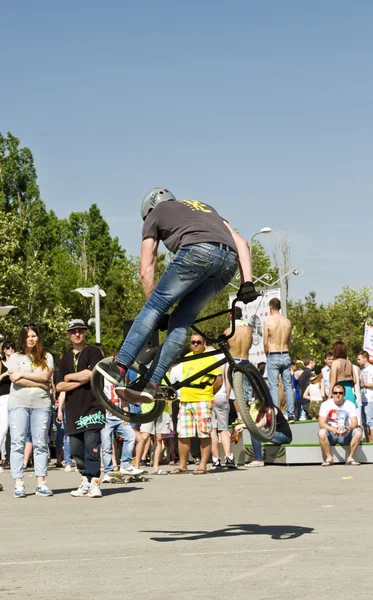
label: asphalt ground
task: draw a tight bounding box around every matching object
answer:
[1,463,373,600]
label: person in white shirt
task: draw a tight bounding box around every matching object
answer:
[357,351,373,442]
[321,352,333,398]
[318,383,362,466]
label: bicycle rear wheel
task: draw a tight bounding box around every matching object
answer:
[91,360,165,425]
[231,363,276,442]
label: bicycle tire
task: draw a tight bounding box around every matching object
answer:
[231,363,276,442]
[91,364,165,424]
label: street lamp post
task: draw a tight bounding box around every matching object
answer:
[72,286,106,343]
[270,268,304,317]
[250,227,272,247]
[0,306,17,317]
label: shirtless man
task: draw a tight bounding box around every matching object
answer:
[224,306,252,422]
[263,298,295,423]
[224,306,252,360]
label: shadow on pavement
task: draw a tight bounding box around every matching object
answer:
[142,523,315,542]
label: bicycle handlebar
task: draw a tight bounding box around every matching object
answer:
[191,291,262,344]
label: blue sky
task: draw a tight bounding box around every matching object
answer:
[1,0,372,303]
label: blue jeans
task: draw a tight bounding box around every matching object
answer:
[116,243,237,385]
[8,406,52,479]
[101,417,136,473]
[266,352,295,417]
[251,431,292,461]
[55,411,72,466]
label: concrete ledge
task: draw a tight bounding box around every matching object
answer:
[244,443,373,465]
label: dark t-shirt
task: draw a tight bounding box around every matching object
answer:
[298,368,312,398]
[142,200,237,254]
[0,362,10,396]
[57,345,105,436]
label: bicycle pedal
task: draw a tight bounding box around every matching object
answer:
[155,386,178,401]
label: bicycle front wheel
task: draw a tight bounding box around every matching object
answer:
[91,360,165,425]
[231,363,276,442]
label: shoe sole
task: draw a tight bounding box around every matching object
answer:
[88,494,102,498]
[35,492,53,497]
[95,364,122,385]
[14,494,26,498]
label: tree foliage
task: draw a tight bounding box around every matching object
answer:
[0,133,370,365]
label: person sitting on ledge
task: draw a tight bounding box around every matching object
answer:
[318,383,362,467]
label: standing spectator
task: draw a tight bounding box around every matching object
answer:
[329,342,357,405]
[318,384,362,466]
[8,324,54,498]
[357,351,373,442]
[56,319,105,498]
[203,331,235,471]
[0,340,15,470]
[140,404,171,475]
[303,368,325,420]
[291,359,303,420]
[297,357,316,419]
[56,391,73,471]
[264,298,295,422]
[322,352,333,398]
[224,306,253,425]
[170,334,222,475]
[101,380,140,482]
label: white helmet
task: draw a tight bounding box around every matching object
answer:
[141,188,176,220]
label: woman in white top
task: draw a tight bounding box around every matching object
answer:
[8,323,54,498]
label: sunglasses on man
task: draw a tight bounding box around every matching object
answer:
[191,340,203,346]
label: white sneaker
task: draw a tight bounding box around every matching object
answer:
[71,476,90,497]
[120,465,144,476]
[88,477,102,498]
[101,473,113,483]
[64,465,72,473]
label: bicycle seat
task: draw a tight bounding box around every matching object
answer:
[136,346,160,365]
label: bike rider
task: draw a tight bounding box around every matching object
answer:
[97,189,257,400]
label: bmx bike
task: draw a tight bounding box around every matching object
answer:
[91,298,276,443]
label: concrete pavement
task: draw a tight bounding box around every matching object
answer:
[1,463,373,599]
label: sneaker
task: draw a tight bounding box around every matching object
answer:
[96,359,127,385]
[101,473,113,483]
[64,464,72,472]
[210,458,223,471]
[120,465,144,476]
[88,477,102,498]
[14,485,26,498]
[140,460,147,467]
[71,476,90,497]
[288,415,295,424]
[225,456,237,469]
[117,378,158,402]
[35,484,53,497]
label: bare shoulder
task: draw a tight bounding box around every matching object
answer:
[224,326,232,336]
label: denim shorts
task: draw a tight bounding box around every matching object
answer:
[327,429,357,445]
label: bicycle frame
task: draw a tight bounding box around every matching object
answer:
[132,297,243,392]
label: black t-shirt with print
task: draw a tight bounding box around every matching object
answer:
[57,345,105,436]
[142,200,237,254]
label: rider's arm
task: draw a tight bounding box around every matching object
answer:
[223,222,252,282]
[140,237,158,299]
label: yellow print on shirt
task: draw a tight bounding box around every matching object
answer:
[180,200,212,213]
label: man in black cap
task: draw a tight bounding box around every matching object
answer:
[56,320,105,498]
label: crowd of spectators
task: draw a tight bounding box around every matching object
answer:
[1,311,373,498]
